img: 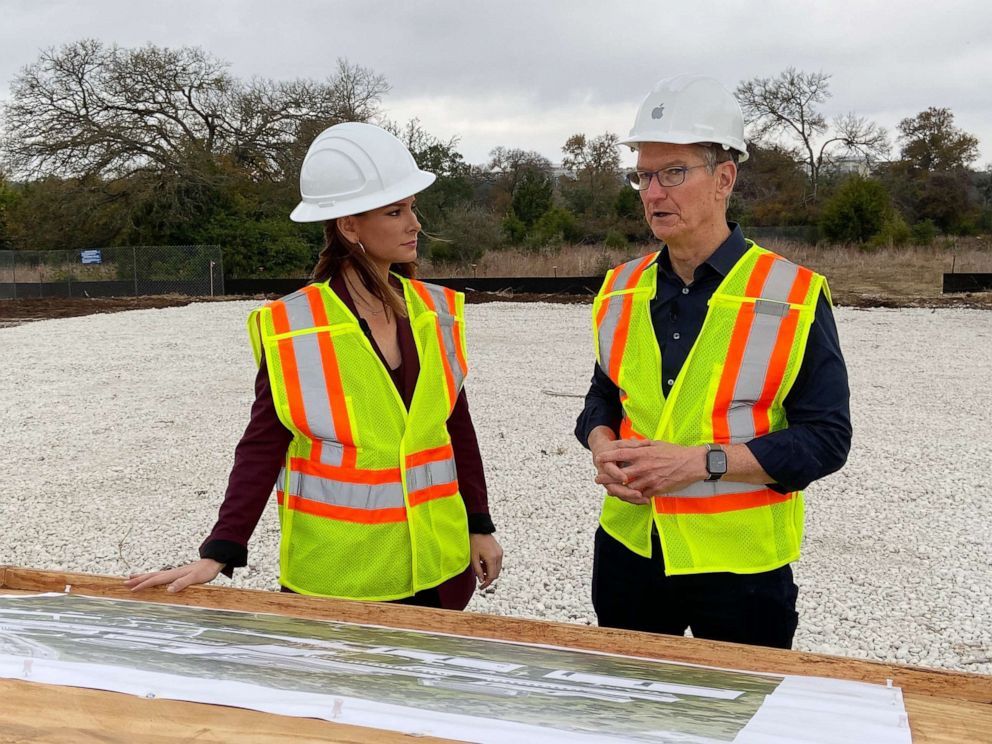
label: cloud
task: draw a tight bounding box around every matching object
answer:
[1,0,990,165]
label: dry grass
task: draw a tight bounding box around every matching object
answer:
[422,237,992,301]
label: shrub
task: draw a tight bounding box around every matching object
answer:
[501,212,527,245]
[819,177,892,243]
[603,229,628,249]
[869,212,911,249]
[910,219,938,246]
[427,205,504,265]
[526,207,581,249]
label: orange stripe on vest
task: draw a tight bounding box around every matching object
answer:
[278,492,407,524]
[303,285,357,468]
[406,443,455,468]
[407,480,460,507]
[653,487,794,515]
[291,457,401,485]
[270,301,313,440]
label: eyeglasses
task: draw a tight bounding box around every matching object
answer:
[625,164,709,191]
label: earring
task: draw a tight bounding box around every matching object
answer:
[357,241,366,255]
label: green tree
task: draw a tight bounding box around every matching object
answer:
[732,143,810,226]
[428,205,504,264]
[510,168,553,228]
[882,108,982,232]
[487,147,552,215]
[527,206,581,248]
[897,107,979,172]
[0,174,15,250]
[736,68,889,202]
[612,183,651,242]
[394,119,472,229]
[3,175,130,251]
[819,176,891,243]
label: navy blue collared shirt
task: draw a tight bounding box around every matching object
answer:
[575,224,851,492]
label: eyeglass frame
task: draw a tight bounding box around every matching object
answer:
[624,164,711,191]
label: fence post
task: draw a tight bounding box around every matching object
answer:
[11,259,16,299]
[209,260,215,296]
[132,246,138,296]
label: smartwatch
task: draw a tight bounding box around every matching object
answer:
[705,443,728,482]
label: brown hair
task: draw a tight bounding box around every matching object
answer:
[311,219,416,318]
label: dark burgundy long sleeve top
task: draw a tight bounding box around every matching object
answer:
[200,274,494,572]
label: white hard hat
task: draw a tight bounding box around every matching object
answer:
[619,75,749,163]
[290,122,436,222]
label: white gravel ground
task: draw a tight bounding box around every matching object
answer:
[1,300,990,675]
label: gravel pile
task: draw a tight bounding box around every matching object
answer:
[1,300,990,675]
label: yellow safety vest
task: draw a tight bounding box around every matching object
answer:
[249,276,471,600]
[592,241,829,575]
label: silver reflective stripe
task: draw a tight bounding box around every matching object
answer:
[438,315,465,392]
[421,283,466,394]
[665,479,766,498]
[282,290,317,331]
[759,259,799,303]
[612,258,644,292]
[596,259,645,378]
[726,310,783,443]
[406,457,458,494]
[289,323,341,452]
[319,441,346,467]
[276,467,301,496]
[754,299,790,317]
[597,295,625,378]
[723,257,800,444]
[273,288,343,463]
[288,472,406,510]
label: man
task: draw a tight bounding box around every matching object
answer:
[575,75,851,649]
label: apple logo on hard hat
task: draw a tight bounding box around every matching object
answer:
[651,103,665,119]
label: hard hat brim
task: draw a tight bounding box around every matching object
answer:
[618,133,749,163]
[290,169,437,222]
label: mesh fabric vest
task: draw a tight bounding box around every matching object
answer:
[593,242,828,575]
[249,276,471,599]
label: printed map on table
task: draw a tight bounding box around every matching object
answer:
[0,594,910,743]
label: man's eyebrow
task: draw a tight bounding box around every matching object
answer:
[636,161,690,170]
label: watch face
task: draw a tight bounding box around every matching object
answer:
[708,450,728,474]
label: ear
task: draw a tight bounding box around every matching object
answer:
[715,160,738,200]
[336,215,361,244]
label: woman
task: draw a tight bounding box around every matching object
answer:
[126,123,502,609]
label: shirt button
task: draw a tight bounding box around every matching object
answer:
[681,287,690,295]
[667,378,675,387]
[673,332,680,340]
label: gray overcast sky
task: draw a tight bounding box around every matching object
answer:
[1,0,990,168]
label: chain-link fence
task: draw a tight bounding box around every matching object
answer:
[0,245,224,299]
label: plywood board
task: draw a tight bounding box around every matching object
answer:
[0,567,989,743]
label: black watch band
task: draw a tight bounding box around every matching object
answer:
[705,443,728,482]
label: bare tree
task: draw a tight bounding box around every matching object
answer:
[735,68,889,201]
[0,41,389,184]
[2,40,233,180]
[560,132,621,215]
